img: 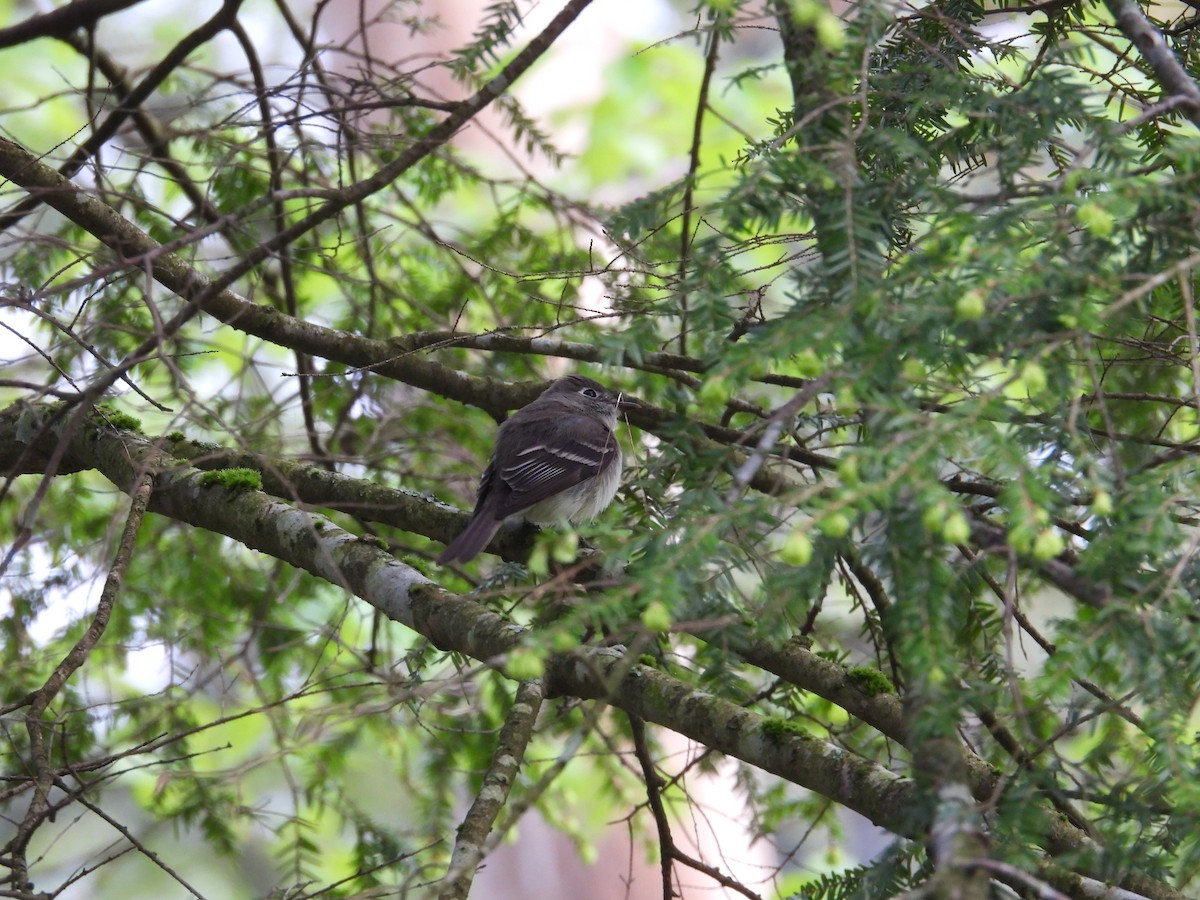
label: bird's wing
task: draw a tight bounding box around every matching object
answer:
[490,413,618,519]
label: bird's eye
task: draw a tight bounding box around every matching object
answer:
[581,388,599,398]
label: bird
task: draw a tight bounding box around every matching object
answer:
[437,375,632,565]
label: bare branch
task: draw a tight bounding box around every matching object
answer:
[0,0,150,49]
[1102,0,1200,127]
[5,456,157,888]
[438,680,544,899]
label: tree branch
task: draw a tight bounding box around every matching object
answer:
[0,0,246,233]
[0,0,149,49]
[5,455,156,890]
[6,405,1185,900]
[438,680,544,899]
[1102,0,1200,127]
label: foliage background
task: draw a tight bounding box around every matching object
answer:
[2,0,1200,897]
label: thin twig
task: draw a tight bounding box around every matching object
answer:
[57,778,206,898]
[676,15,722,357]
[6,462,156,889]
[628,714,676,899]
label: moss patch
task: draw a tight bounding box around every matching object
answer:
[96,406,142,432]
[847,666,895,696]
[198,468,262,491]
[760,717,810,741]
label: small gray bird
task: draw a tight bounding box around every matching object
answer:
[437,375,632,565]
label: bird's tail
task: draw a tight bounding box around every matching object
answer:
[436,514,500,565]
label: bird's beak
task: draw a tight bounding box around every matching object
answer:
[617,393,642,412]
